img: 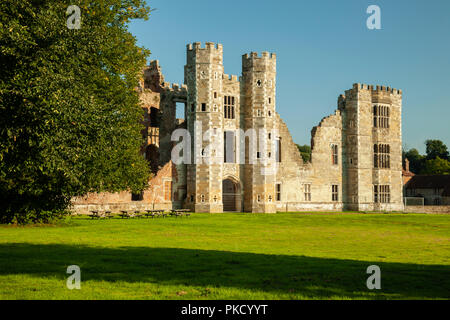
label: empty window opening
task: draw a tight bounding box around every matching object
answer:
[276,184,281,201]
[224,131,236,163]
[132,192,144,201]
[149,107,160,127]
[201,103,206,112]
[176,102,185,120]
[276,139,282,162]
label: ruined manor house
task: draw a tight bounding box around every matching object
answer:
[73,42,404,213]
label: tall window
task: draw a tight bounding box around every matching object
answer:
[224,96,235,119]
[304,184,311,201]
[374,144,390,169]
[164,181,172,201]
[374,185,390,203]
[276,139,282,162]
[224,131,236,163]
[331,144,338,165]
[276,184,281,201]
[332,185,339,202]
[373,105,390,128]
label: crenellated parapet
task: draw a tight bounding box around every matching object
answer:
[350,83,402,95]
[186,42,223,65]
[242,51,276,72]
[161,82,188,100]
[222,73,239,82]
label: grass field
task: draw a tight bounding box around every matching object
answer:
[0,212,449,300]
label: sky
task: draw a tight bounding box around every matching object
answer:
[129,0,450,154]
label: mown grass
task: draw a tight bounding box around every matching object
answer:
[0,212,449,299]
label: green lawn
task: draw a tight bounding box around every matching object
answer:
[0,212,449,300]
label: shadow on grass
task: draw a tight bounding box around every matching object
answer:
[1,243,449,299]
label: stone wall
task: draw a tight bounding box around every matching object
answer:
[71,161,180,214]
[404,206,450,214]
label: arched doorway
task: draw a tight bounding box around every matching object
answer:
[223,178,240,212]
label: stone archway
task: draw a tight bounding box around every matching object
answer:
[222,178,241,212]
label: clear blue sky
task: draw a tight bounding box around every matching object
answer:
[129,0,450,154]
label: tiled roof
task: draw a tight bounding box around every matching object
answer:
[405,175,450,190]
[402,169,415,177]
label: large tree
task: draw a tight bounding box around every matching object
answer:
[0,0,152,223]
[425,139,449,161]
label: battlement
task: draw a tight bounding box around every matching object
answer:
[149,60,160,68]
[242,51,276,72]
[222,74,239,82]
[162,82,188,93]
[187,42,223,52]
[352,83,402,95]
[242,51,277,61]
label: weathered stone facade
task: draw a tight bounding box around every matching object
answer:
[72,42,404,214]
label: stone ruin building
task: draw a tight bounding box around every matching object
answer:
[73,42,404,213]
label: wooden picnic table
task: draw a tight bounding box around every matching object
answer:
[170,209,192,217]
[144,209,165,218]
[89,211,115,219]
[119,210,131,219]
[89,211,101,219]
[104,211,114,219]
[133,210,145,218]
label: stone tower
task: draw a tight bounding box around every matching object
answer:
[185,42,225,213]
[340,83,403,211]
[242,52,278,213]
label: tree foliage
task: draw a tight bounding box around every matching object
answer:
[0,0,152,223]
[403,148,425,174]
[425,139,449,161]
[404,140,450,175]
[421,157,450,175]
[296,144,311,163]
